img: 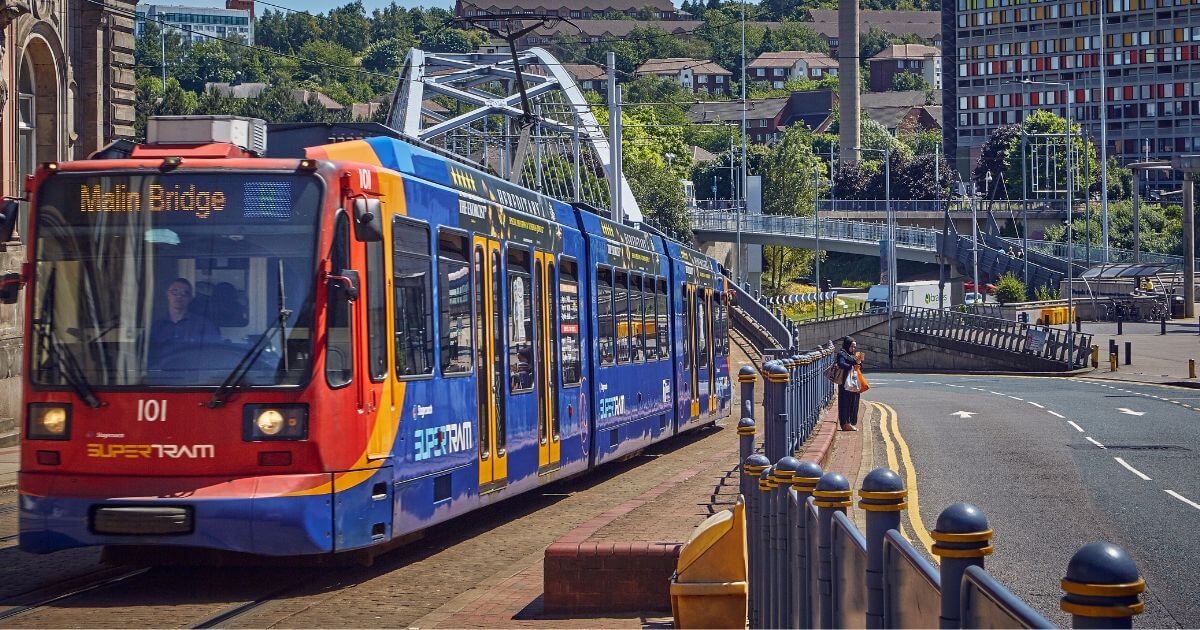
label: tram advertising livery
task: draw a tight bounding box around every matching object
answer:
[16,118,732,557]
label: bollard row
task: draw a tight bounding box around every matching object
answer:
[759,343,836,461]
[742,457,1147,630]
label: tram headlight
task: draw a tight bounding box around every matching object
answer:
[243,404,308,441]
[27,404,71,440]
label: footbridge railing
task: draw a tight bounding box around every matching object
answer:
[732,373,1146,630]
[691,211,940,251]
[899,306,1093,369]
[727,276,794,352]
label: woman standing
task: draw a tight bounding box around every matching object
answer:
[836,337,863,431]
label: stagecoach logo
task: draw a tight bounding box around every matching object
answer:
[86,443,215,459]
[413,422,473,462]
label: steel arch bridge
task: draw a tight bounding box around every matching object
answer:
[389,47,642,222]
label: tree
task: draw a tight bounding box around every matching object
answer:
[761,125,822,216]
[832,160,875,200]
[971,123,1019,194]
[1000,110,1097,202]
[765,20,829,53]
[327,2,372,54]
[890,70,929,92]
[363,37,410,74]
[421,28,484,53]
[993,272,1027,304]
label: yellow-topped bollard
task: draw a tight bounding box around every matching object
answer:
[670,497,748,629]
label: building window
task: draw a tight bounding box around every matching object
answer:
[756,68,765,77]
[715,75,725,84]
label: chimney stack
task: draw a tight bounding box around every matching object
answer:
[837,0,861,163]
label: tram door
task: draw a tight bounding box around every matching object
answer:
[474,237,507,491]
[705,289,717,413]
[695,288,711,417]
[533,251,561,473]
[685,284,700,419]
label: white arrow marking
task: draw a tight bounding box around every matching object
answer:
[951,411,976,419]
[1117,408,1146,416]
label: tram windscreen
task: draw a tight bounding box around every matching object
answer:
[31,172,323,387]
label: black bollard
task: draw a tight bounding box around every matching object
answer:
[1109,339,1117,360]
[1162,317,1167,335]
[860,468,907,629]
[813,472,852,629]
[1061,541,1145,629]
[932,503,993,629]
[1076,316,1082,332]
[791,461,823,629]
[1117,317,1123,335]
[1124,341,1132,365]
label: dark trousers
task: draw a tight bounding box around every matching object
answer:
[838,386,860,425]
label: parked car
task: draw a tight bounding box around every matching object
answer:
[964,292,985,306]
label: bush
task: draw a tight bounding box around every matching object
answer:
[993,272,1027,304]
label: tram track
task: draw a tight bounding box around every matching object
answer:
[0,567,151,623]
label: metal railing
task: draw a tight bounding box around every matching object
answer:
[1020,238,1187,268]
[738,374,1147,629]
[748,347,836,461]
[816,199,1068,214]
[691,211,940,251]
[899,306,1093,369]
[727,276,794,351]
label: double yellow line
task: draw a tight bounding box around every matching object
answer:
[871,401,937,561]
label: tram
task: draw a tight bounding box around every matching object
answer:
[15,117,732,556]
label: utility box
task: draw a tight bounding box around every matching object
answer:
[669,497,748,629]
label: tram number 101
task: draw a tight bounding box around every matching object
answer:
[138,399,168,423]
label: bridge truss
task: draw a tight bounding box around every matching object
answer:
[389,47,642,222]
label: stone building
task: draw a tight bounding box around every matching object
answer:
[0,0,137,445]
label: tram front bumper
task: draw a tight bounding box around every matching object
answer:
[17,472,335,556]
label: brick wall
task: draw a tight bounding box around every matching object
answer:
[543,542,682,614]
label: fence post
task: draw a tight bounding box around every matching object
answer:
[859,468,907,629]
[763,361,790,462]
[772,457,800,629]
[743,454,771,629]
[790,461,823,629]
[738,418,756,496]
[1060,541,1145,629]
[740,365,757,423]
[814,472,852,628]
[931,502,993,629]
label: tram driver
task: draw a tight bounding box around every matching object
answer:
[149,277,221,367]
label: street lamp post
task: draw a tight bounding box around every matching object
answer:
[1021,78,1076,362]
[857,145,894,367]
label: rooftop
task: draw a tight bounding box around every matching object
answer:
[462,0,676,13]
[636,57,731,76]
[806,10,940,40]
[871,43,940,60]
[748,51,838,69]
[687,97,791,123]
[560,62,607,82]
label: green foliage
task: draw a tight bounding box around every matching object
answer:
[993,272,1027,304]
[890,71,929,92]
[974,110,1098,201]
[1043,200,1185,256]
[761,125,822,216]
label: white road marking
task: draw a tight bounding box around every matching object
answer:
[1085,436,1107,449]
[1067,421,1085,432]
[989,391,1005,396]
[950,411,977,419]
[1117,408,1146,416]
[1008,396,1024,401]
[1028,401,1045,408]
[1113,457,1152,480]
[1166,490,1200,511]
[946,384,965,388]
[1048,411,1065,418]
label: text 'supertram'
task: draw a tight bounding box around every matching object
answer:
[16,117,732,556]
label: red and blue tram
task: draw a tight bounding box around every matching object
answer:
[16,119,732,556]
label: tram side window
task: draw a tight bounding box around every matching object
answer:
[631,275,645,362]
[696,291,709,364]
[615,270,630,364]
[644,276,658,359]
[393,217,434,377]
[682,283,691,367]
[438,230,472,375]
[656,278,669,360]
[366,240,388,381]
[559,258,582,385]
[597,267,614,366]
[326,214,353,388]
[719,294,730,355]
[508,247,534,391]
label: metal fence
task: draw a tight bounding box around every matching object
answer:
[728,278,794,351]
[749,350,837,462]
[899,306,1093,369]
[738,374,1147,630]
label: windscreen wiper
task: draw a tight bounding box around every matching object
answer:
[207,305,292,409]
[35,269,101,408]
